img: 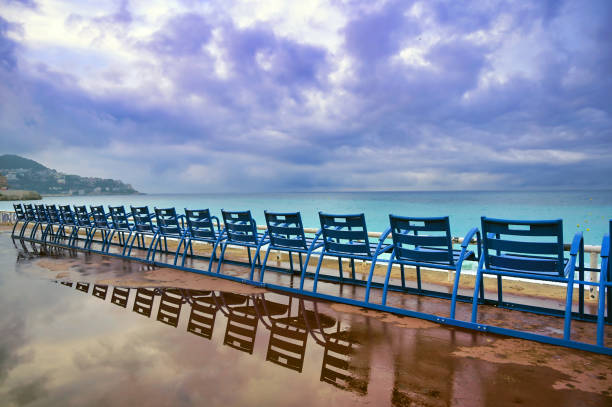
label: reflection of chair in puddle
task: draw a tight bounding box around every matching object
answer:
[76,282,90,292]
[302,302,370,394]
[133,288,156,317]
[156,288,185,327]
[186,290,219,339]
[110,287,130,307]
[92,285,109,299]
[216,293,260,354]
[254,294,308,372]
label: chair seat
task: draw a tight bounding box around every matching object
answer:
[270,236,321,251]
[485,253,569,277]
[226,232,268,245]
[395,246,475,267]
[325,241,393,257]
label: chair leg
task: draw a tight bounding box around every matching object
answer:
[11,221,20,237]
[338,257,343,282]
[497,275,503,305]
[470,267,485,323]
[450,262,466,319]
[19,221,29,238]
[120,231,133,256]
[298,253,303,274]
[364,256,380,303]
[180,238,191,267]
[312,254,325,293]
[104,230,116,253]
[289,251,294,272]
[216,244,228,274]
[596,260,608,346]
[351,258,356,280]
[126,232,140,257]
[299,249,317,291]
[259,247,273,283]
[400,264,405,289]
[173,237,186,265]
[563,270,576,341]
[416,266,421,291]
[381,252,396,305]
[208,238,223,272]
[146,233,160,262]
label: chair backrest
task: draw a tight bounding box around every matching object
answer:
[13,204,25,221]
[90,205,110,228]
[130,206,154,232]
[35,204,48,222]
[185,209,217,240]
[73,205,91,227]
[23,204,36,221]
[45,204,62,224]
[264,211,308,250]
[481,217,565,276]
[154,207,182,236]
[319,212,371,256]
[109,206,131,230]
[59,205,76,225]
[221,210,259,244]
[389,215,454,265]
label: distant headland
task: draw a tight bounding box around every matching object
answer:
[0,154,139,200]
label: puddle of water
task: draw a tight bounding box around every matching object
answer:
[1,233,612,406]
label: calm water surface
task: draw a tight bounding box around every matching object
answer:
[0,232,611,406]
[1,190,610,244]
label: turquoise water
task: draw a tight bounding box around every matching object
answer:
[2,190,610,244]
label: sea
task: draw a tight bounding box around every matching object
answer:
[1,189,610,245]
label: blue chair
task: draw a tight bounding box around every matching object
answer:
[17,204,37,239]
[11,203,26,237]
[88,205,113,251]
[259,211,324,283]
[379,215,479,317]
[304,212,392,294]
[108,205,134,254]
[125,206,159,258]
[71,205,93,248]
[150,207,188,264]
[216,210,270,279]
[180,208,224,271]
[471,217,585,341]
[32,204,50,241]
[58,205,78,246]
[44,204,64,243]
[596,221,611,345]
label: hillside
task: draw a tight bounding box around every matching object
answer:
[0,154,139,195]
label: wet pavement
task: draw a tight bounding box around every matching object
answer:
[1,232,611,406]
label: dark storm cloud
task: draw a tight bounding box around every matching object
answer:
[0,0,610,192]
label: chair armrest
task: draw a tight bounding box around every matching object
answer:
[374,227,392,254]
[461,227,480,248]
[211,216,221,233]
[564,231,584,275]
[601,234,610,258]
[569,231,584,256]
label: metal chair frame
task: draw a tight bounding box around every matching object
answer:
[471,217,594,342]
[259,211,324,283]
[12,204,612,355]
[301,212,392,295]
[179,208,225,272]
[378,215,480,319]
[149,207,189,264]
[216,210,270,279]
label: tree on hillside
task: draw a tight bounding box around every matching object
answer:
[0,172,8,190]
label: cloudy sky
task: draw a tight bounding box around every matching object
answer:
[0,0,610,193]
